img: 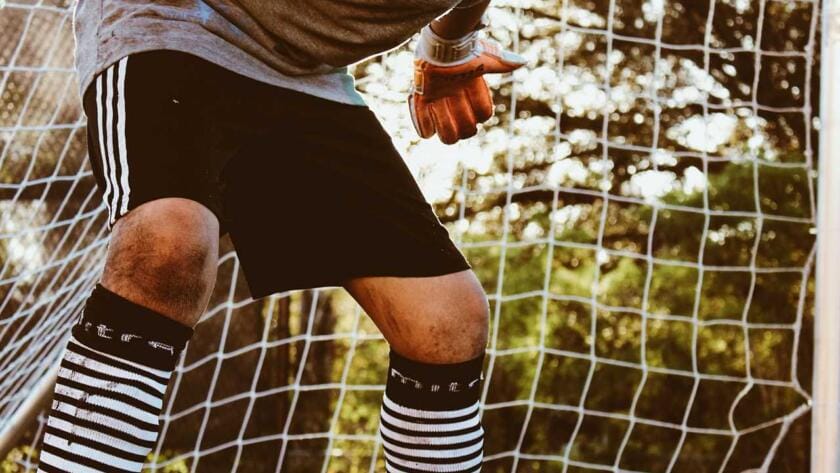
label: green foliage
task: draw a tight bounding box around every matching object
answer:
[144,452,189,473]
[2,446,37,473]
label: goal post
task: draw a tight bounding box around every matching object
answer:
[813,0,840,471]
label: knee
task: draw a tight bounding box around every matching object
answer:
[453,287,490,358]
[102,199,219,318]
[401,275,490,364]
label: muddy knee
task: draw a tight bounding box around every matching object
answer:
[101,198,219,323]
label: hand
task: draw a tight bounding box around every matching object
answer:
[409,27,526,145]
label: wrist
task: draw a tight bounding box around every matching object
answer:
[431,0,491,39]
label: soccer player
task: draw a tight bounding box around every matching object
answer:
[37,1,524,471]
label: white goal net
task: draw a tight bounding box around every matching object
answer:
[0,0,820,472]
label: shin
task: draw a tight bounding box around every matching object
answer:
[346,271,489,473]
[37,198,219,473]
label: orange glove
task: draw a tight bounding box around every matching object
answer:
[410,24,526,145]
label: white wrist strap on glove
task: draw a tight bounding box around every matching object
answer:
[416,26,478,66]
[415,15,489,66]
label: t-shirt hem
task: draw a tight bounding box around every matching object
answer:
[77,22,367,107]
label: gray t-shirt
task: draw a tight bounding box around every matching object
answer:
[73,0,462,106]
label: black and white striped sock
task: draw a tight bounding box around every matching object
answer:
[379,351,485,473]
[37,285,192,473]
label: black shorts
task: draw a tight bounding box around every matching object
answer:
[82,50,469,298]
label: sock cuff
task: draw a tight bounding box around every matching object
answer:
[389,350,484,383]
[71,284,194,371]
[386,350,484,410]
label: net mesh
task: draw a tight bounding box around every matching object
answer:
[0,0,820,471]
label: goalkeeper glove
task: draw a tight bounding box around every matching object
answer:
[409,20,526,145]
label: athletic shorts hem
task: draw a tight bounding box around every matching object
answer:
[246,259,472,299]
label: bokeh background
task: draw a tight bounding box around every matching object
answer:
[0,0,821,471]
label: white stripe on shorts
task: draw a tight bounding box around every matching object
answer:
[116,57,131,216]
[104,64,120,224]
[95,74,113,223]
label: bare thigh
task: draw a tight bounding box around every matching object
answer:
[343,270,489,364]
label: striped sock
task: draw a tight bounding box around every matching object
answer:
[38,285,192,473]
[379,351,485,473]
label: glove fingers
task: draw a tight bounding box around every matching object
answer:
[430,99,460,145]
[448,92,478,140]
[409,94,436,139]
[466,78,494,123]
